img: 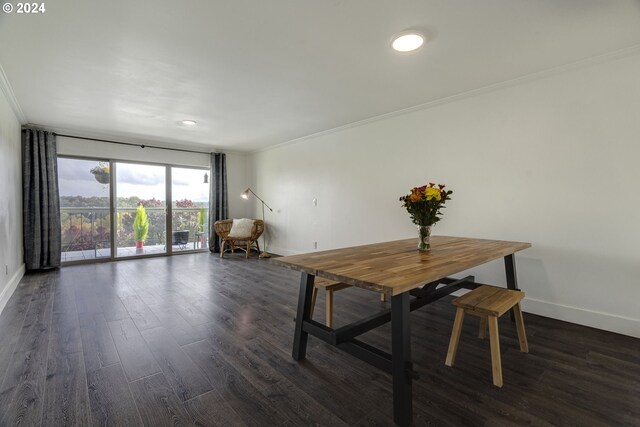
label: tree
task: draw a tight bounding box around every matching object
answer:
[133,204,149,243]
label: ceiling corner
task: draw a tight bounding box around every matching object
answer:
[0,63,28,124]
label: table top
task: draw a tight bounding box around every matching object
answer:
[271,236,531,296]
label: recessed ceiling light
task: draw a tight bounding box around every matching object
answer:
[181,120,197,126]
[391,32,425,52]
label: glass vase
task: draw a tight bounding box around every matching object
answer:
[417,225,432,252]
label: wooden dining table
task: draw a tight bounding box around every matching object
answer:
[272,235,531,426]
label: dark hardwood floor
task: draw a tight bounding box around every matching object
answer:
[0,252,638,426]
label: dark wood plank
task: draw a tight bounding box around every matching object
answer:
[52,278,78,315]
[0,277,54,393]
[409,359,553,427]
[352,409,396,427]
[140,326,212,402]
[43,350,92,426]
[120,295,162,331]
[74,281,103,314]
[107,318,161,382]
[182,339,291,426]
[244,337,371,424]
[147,304,208,346]
[78,312,120,373]
[262,380,349,427]
[183,390,247,427]
[129,372,193,426]
[534,368,638,426]
[86,363,142,426]
[586,351,640,381]
[195,321,280,391]
[0,374,46,426]
[0,276,37,387]
[50,312,82,355]
[0,384,14,425]
[99,295,131,322]
[170,299,212,327]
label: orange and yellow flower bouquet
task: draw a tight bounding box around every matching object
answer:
[400,183,452,251]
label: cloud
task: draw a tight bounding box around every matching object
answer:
[172,168,208,187]
[59,179,110,197]
[57,158,100,182]
[173,178,190,186]
[117,164,164,186]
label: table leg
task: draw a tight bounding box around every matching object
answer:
[504,254,520,321]
[292,272,315,361]
[391,293,413,426]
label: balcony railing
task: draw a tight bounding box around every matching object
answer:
[60,206,208,261]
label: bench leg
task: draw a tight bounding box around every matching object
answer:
[326,289,334,328]
[513,303,529,353]
[488,316,503,387]
[478,315,488,339]
[445,308,465,367]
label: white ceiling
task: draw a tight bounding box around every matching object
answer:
[1,0,639,152]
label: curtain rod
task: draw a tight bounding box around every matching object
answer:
[53,133,213,155]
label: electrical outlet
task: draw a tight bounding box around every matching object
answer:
[312,198,317,207]
[313,241,317,249]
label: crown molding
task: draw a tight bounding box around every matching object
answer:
[253,43,640,154]
[0,63,27,124]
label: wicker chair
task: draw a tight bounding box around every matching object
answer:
[214,219,265,258]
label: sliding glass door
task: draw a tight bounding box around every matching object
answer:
[58,157,112,262]
[58,157,210,263]
[115,162,167,258]
[171,167,210,252]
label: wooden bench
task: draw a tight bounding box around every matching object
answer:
[445,285,528,387]
[310,277,386,328]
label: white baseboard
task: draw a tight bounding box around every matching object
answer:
[521,297,640,339]
[0,264,25,316]
[267,246,296,257]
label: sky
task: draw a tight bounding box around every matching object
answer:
[58,158,209,203]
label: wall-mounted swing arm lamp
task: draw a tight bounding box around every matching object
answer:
[241,188,273,258]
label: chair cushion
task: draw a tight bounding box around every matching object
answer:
[228,218,255,238]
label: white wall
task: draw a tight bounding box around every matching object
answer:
[225,151,250,219]
[57,137,249,218]
[0,86,24,314]
[249,52,640,338]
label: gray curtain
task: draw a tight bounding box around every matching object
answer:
[22,129,61,270]
[209,152,228,252]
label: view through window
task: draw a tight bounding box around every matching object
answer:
[57,157,210,262]
[58,157,111,262]
[115,162,167,258]
[172,167,210,252]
